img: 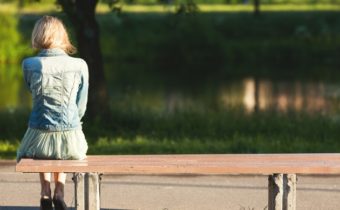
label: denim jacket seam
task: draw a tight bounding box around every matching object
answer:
[25,53,87,132]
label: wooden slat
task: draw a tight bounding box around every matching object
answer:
[15,154,340,175]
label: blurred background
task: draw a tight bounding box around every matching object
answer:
[1,0,340,159]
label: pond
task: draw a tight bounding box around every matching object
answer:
[1,64,340,115]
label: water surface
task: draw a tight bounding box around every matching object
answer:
[1,64,340,115]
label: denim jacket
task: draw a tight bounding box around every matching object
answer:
[22,48,89,131]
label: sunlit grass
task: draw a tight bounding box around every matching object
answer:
[2,107,340,160]
[70,3,340,13]
[87,132,340,155]
[0,3,17,13]
[0,1,61,14]
[3,128,340,160]
[0,140,19,159]
[198,4,340,12]
[2,2,340,14]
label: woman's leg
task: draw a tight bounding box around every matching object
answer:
[39,173,52,199]
[53,172,68,210]
[53,172,67,199]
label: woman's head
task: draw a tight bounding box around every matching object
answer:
[32,15,76,54]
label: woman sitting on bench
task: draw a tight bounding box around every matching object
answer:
[16,15,89,210]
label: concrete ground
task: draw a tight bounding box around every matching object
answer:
[1,160,340,210]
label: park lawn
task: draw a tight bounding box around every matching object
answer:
[2,134,340,160]
[1,109,340,159]
[104,4,340,13]
[2,2,340,14]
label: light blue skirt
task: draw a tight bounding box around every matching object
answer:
[17,128,88,162]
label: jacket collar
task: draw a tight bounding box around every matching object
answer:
[38,48,67,57]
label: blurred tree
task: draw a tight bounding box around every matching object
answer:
[57,0,109,118]
[254,0,260,16]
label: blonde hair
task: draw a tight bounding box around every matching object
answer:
[32,16,76,54]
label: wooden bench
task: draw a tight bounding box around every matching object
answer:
[16,154,340,210]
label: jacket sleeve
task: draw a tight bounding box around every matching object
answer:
[22,59,31,92]
[76,60,89,119]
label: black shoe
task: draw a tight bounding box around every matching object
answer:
[40,198,53,210]
[53,197,68,210]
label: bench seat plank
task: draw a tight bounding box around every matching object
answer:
[16,154,340,175]
[17,154,336,210]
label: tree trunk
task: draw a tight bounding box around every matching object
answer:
[57,0,109,118]
[254,0,260,16]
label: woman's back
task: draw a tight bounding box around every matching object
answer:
[23,48,88,131]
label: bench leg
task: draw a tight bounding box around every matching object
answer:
[84,173,100,210]
[268,174,297,210]
[73,173,85,210]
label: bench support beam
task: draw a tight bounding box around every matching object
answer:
[268,174,296,210]
[73,173,100,210]
[73,173,85,210]
[85,173,100,210]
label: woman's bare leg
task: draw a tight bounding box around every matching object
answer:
[39,173,52,199]
[53,172,67,200]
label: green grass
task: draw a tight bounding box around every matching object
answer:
[87,133,340,155]
[0,140,19,159]
[3,1,340,15]
[96,4,340,13]
[2,108,340,159]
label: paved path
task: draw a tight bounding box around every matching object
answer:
[1,160,340,210]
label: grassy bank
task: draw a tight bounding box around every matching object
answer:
[3,0,340,14]
[1,109,340,159]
